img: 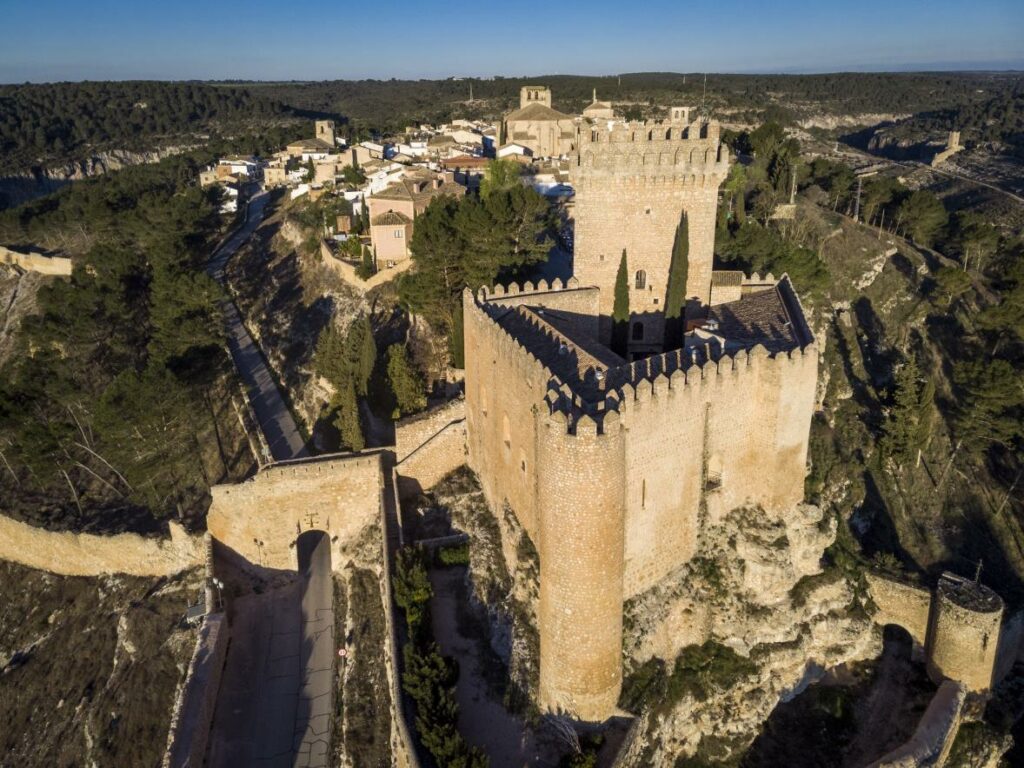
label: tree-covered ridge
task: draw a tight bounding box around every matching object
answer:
[880,85,1024,153]
[0,81,291,172]
[238,72,1019,136]
[0,151,247,532]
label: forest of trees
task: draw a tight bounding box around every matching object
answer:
[0,149,244,532]
[227,71,1018,138]
[0,81,293,173]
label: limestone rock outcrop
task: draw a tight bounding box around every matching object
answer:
[619,503,880,765]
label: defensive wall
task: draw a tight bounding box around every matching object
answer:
[162,612,229,768]
[462,276,818,720]
[393,396,467,498]
[0,244,73,276]
[865,571,1011,693]
[0,514,201,576]
[206,451,383,570]
[866,679,966,768]
[571,120,731,347]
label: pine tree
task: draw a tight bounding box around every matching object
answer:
[333,379,365,452]
[880,357,934,466]
[611,249,630,355]
[664,212,689,349]
[387,343,427,418]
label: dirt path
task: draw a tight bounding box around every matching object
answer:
[428,566,554,768]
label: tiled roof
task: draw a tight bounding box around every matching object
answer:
[707,280,807,353]
[505,103,573,122]
[371,210,412,226]
[288,138,334,151]
[372,171,465,204]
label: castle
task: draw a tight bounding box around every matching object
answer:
[463,114,819,720]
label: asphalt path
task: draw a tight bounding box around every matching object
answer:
[207,192,308,462]
[293,531,335,767]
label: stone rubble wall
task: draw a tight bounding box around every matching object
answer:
[0,514,202,576]
[865,679,966,768]
[162,613,230,768]
[394,397,467,498]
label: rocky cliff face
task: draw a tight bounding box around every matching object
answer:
[619,503,881,765]
[0,146,195,208]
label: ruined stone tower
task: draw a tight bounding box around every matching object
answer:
[571,119,730,351]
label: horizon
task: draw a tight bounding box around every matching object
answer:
[3,64,1024,87]
[2,0,1022,83]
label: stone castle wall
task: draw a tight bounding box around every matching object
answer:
[865,572,1011,694]
[864,572,932,647]
[463,280,819,717]
[463,280,602,542]
[616,341,818,596]
[0,245,73,276]
[394,397,467,498]
[207,452,383,570]
[570,121,730,346]
[0,514,201,576]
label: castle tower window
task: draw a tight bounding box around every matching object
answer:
[631,322,644,341]
[502,413,511,453]
[706,453,723,492]
[635,270,646,290]
[480,385,488,417]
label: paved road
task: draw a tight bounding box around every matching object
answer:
[208,192,308,462]
[206,581,303,768]
[294,531,335,767]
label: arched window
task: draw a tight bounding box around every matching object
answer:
[502,413,511,451]
[632,322,644,341]
[706,454,723,491]
[635,270,646,290]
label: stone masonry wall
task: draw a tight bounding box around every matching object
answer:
[618,343,818,597]
[206,452,383,570]
[394,397,467,498]
[864,572,933,646]
[0,514,201,576]
[162,613,229,768]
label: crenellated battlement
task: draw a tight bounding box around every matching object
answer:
[573,119,730,178]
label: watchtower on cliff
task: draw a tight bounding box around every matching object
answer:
[571,118,730,352]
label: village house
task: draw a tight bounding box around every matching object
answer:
[285,137,335,162]
[366,168,465,268]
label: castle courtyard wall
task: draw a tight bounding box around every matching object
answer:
[206,452,383,570]
[394,397,467,497]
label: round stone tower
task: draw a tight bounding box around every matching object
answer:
[536,409,626,721]
[926,572,1004,692]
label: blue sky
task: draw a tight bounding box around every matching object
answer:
[1,0,1022,82]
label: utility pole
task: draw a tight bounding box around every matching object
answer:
[853,175,864,223]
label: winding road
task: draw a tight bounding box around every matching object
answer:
[207,191,308,462]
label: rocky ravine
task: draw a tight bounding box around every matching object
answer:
[0,145,195,208]
[619,503,880,765]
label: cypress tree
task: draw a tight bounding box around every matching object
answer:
[387,343,427,418]
[345,313,376,397]
[356,245,375,280]
[449,301,465,369]
[333,379,365,452]
[664,212,689,349]
[611,249,630,356]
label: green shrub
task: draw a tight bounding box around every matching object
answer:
[437,542,470,566]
